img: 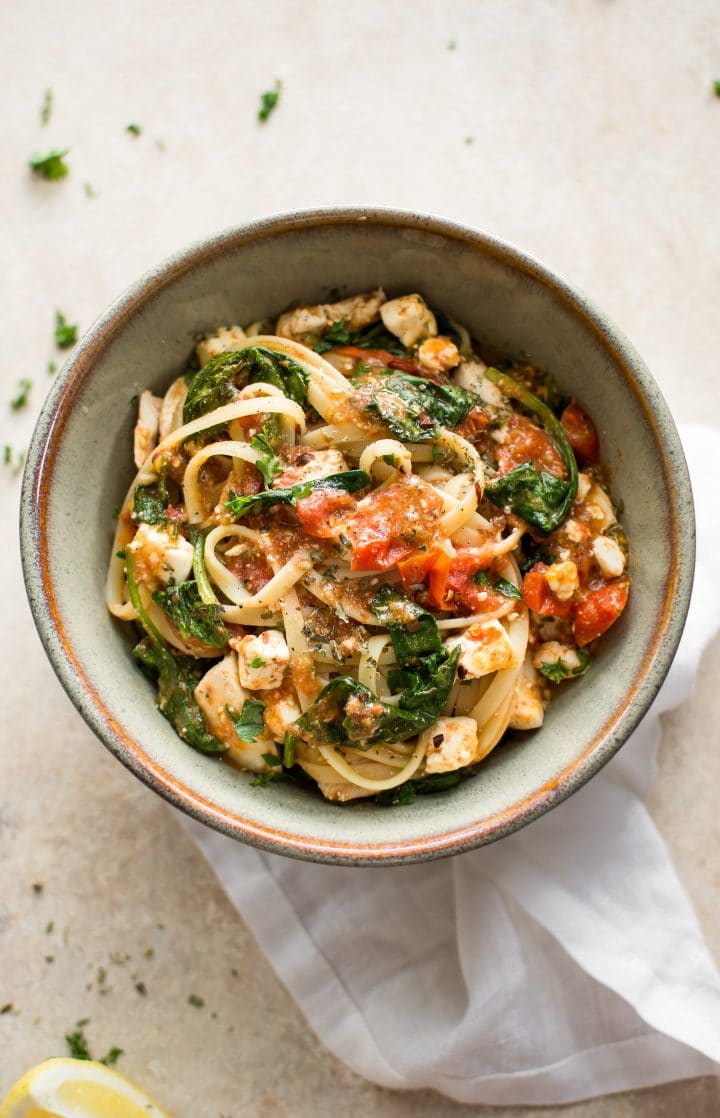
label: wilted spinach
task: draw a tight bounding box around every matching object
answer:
[365,372,475,442]
[225,469,370,519]
[153,580,229,648]
[183,345,309,423]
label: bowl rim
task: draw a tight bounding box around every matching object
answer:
[19,205,695,865]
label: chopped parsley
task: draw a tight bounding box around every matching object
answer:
[3,445,24,475]
[126,123,142,136]
[29,149,69,180]
[10,378,32,410]
[188,993,204,1008]
[713,79,720,97]
[65,1028,92,1060]
[40,88,53,126]
[48,359,57,375]
[258,80,282,122]
[228,699,266,743]
[538,649,590,684]
[283,732,296,768]
[83,182,99,199]
[0,1004,13,1015]
[55,310,78,349]
[250,753,284,787]
[249,655,266,669]
[102,1047,123,1066]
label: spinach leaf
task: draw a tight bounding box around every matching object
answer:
[365,372,475,442]
[240,346,309,404]
[127,554,226,755]
[484,367,578,534]
[132,471,169,526]
[485,462,574,536]
[538,649,590,684]
[228,699,266,742]
[376,768,468,805]
[153,580,229,647]
[313,319,408,357]
[471,569,523,599]
[225,469,370,519]
[183,351,250,423]
[371,586,442,664]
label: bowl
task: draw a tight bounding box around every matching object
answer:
[20,207,694,865]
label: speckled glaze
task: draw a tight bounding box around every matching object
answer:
[19,208,694,865]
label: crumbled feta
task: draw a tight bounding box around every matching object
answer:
[235,630,290,690]
[544,560,579,602]
[532,641,584,674]
[584,482,616,531]
[564,518,587,544]
[592,535,626,578]
[417,335,460,372]
[576,472,592,502]
[421,716,478,774]
[508,659,545,730]
[445,619,515,678]
[196,325,247,367]
[127,523,193,589]
[380,294,437,348]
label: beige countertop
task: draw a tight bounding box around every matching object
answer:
[1,1,719,1113]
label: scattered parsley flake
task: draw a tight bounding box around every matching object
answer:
[48,359,57,375]
[102,1046,123,1067]
[188,993,204,1008]
[40,88,53,126]
[32,882,44,894]
[66,1027,92,1060]
[3,445,10,465]
[1,1004,13,1015]
[55,310,78,349]
[228,699,265,743]
[11,379,32,410]
[4,446,25,475]
[83,182,99,199]
[258,80,282,122]
[714,79,720,97]
[46,920,54,934]
[135,981,147,996]
[126,123,142,137]
[29,149,69,180]
[249,655,266,669]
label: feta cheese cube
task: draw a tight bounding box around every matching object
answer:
[127,523,193,589]
[445,619,515,679]
[235,630,290,690]
[592,535,626,578]
[508,659,545,730]
[421,716,478,774]
[544,560,579,602]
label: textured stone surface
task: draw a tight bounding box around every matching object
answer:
[1,0,718,1113]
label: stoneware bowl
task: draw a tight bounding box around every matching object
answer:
[20,207,694,865]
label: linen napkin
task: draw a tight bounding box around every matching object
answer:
[182,423,720,1106]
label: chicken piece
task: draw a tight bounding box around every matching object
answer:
[380,293,437,348]
[421,716,479,775]
[584,481,616,531]
[196,325,247,367]
[564,518,588,544]
[275,289,386,341]
[508,658,545,730]
[532,641,585,675]
[544,560,579,602]
[272,447,348,490]
[417,336,460,373]
[158,377,188,440]
[234,630,290,690]
[264,690,302,742]
[445,620,515,679]
[576,472,592,502]
[127,523,193,589]
[453,358,504,405]
[592,535,626,578]
[195,654,276,772]
[133,390,162,468]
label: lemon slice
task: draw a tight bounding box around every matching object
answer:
[0,1058,172,1118]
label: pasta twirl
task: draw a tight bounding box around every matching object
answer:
[106,289,631,804]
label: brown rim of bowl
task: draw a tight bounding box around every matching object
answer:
[19,206,695,865]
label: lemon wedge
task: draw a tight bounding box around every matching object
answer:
[0,1058,172,1118]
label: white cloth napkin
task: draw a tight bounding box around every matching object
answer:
[182,424,720,1105]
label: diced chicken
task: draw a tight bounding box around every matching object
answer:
[272,447,348,490]
[417,336,460,373]
[133,391,162,468]
[544,560,579,602]
[592,535,626,578]
[235,630,290,690]
[532,641,585,675]
[421,716,479,774]
[264,691,302,742]
[195,654,276,772]
[127,523,193,589]
[445,620,515,679]
[380,294,437,348]
[576,472,592,502]
[158,377,188,440]
[275,289,386,341]
[196,325,247,367]
[508,659,545,731]
[454,358,504,406]
[584,481,616,531]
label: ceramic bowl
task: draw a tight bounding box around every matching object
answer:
[20,208,694,864]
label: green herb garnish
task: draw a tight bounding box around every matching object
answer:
[126,123,142,136]
[153,580,229,648]
[65,1028,92,1060]
[40,88,53,126]
[10,379,32,410]
[29,149,69,180]
[258,80,282,122]
[55,310,78,349]
[538,649,590,684]
[228,699,266,743]
[188,994,204,1008]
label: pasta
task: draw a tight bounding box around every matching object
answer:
[106,289,631,804]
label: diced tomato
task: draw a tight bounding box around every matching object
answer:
[398,548,452,609]
[225,549,273,593]
[344,474,443,571]
[329,345,432,377]
[521,562,574,618]
[445,548,504,613]
[295,488,357,539]
[397,550,435,594]
[456,405,494,440]
[574,578,630,646]
[496,414,565,477]
[427,549,452,610]
[561,399,600,463]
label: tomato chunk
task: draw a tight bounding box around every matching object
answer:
[446,548,505,614]
[295,488,357,539]
[496,414,565,477]
[397,548,451,609]
[344,474,443,571]
[330,345,423,376]
[574,578,630,646]
[521,563,574,618]
[561,399,600,463]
